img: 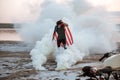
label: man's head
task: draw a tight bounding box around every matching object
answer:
[56,20,63,25]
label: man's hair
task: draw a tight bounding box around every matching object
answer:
[56,20,63,25]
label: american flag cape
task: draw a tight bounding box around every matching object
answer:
[53,26,73,47]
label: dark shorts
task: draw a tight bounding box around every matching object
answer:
[57,39,66,47]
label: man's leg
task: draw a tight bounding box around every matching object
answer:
[62,39,67,49]
[57,39,61,48]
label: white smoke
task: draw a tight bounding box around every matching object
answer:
[14,0,120,70]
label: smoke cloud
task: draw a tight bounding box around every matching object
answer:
[14,0,120,70]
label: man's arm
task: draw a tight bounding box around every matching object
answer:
[52,26,57,40]
[63,23,68,28]
[65,23,68,27]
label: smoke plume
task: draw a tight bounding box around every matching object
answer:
[14,0,120,70]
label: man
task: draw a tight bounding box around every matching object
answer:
[52,20,68,49]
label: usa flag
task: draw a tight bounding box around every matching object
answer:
[53,26,73,47]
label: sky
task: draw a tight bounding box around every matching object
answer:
[0,0,120,23]
[87,0,120,11]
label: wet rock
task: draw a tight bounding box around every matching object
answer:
[75,78,80,80]
[25,66,33,69]
[2,64,8,66]
[7,67,13,70]
[53,78,60,80]
[64,72,68,76]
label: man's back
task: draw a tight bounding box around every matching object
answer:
[56,26,66,39]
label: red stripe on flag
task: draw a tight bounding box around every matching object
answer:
[66,27,73,44]
[66,39,69,45]
[65,29,72,45]
[65,27,73,45]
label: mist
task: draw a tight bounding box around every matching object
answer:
[14,0,120,70]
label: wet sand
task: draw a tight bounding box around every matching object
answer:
[0,40,120,80]
[0,50,104,80]
[0,28,119,80]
